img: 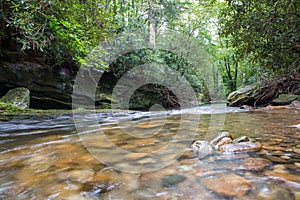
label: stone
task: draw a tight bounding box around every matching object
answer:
[210,132,233,146]
[272,94,300,105]
[191,140,214,158]
[202,173,250,197]
[240,158,272,171]
[262,145,286,151]
[294,162,300,168]
[233,136,250,143]
[161,174,186,188]
[219,142,262,153]
[0,62,74,109]
[124,153,148,161]
[0,87,30,109]
[265,155,287,163]
[257,184,295,200]
[289,100,300,108]
[265,170,300,182]
[227,83,260,107]
[215,137,233,150]
[293,148,300,154]
[280,155,291,160]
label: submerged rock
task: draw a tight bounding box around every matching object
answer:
[0,87,30,109]
[161,174,186,188]
[191,141,214,158]
[240,158,272,171]
[202,173,250,197]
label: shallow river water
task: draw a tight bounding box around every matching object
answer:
[0,105,300,199]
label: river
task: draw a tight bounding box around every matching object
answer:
[0,105,299,199]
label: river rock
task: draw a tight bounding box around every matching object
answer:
[219,142,262,153]
[272,94,300,105]
[240,158,272,171]
[289,100,300,108]
[161,174,186,188]
[210,132,232,146]
[191,140,214,158]
[215,137,233,151]
[233,136,250,143]
[264,155,287,163]
[0,87,30,109]
[256,183,295,200]
[202,173,250,197]
[227,83,261,107]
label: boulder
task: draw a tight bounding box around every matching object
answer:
[0,87,30,109]
[0,62,73,109]
[227,83,261,107]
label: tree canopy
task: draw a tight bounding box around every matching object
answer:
[1,0,299,98]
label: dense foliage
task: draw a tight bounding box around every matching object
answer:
[218,0,300,75]
[1,0,299,101]
[1,0,113,65]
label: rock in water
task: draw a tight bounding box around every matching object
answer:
[191,141,214,158]
[240,158,272,171]
[0,87,30,109]
[162,174,186,188]
[272,94,300,105]
[219,142,262,153]
[202,173,250,197]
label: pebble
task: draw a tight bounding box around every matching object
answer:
[124,153,148,161]
[265,155,287,163]
[294,162,300,168]
[202,173,250,197]
[293,148,300,154]
[137,157,156,164]
[262,145,286,151]
[280,155,291,160]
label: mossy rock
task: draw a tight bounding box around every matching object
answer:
[227,83,260,107]
[272,94,300,105]
[0,87,30,109]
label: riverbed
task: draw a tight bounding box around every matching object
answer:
[0,105,299,199]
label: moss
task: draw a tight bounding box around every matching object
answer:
[0,102,23,114]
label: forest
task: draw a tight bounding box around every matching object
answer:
[1,0,299,111]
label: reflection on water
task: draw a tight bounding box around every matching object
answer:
[0,106,300,199]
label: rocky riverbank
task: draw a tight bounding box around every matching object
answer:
[0,61,174,110]
[227,76,300,107]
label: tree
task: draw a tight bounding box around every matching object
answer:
[218,0,300,75]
